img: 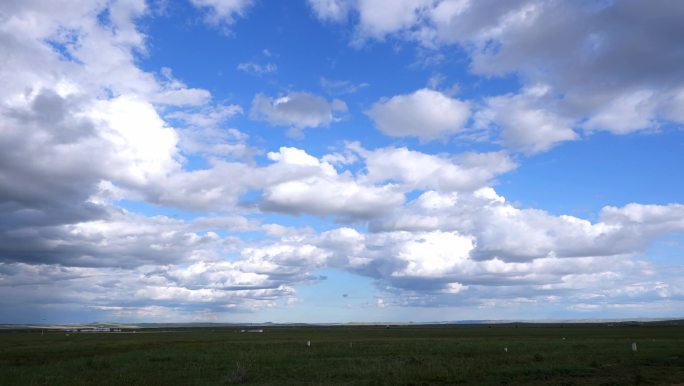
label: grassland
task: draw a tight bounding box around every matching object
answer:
[1,323,683,385]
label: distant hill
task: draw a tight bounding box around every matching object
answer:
[1,318,683,330]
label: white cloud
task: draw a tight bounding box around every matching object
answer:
[153,88,212,106]
[179,127,254,161]
[355,0,432,39]
[152,67,212,106]
[189,0,254,27]
[167,104,243,128]
[476,85,578,154]
[600,203,684,229]
[366,88,469,141]
[308,0,434,41]
[260,147,404,219]
[90,95,180,185]
[395,231,474,277]
[126,144,512,218]
[307,0,352,22]
[371,188,684,263]
[0,3,206,277]
[0,255,301,321]
[261,179,403,219]
[166,104,255,160]
[234,220,678,309]
[582,90,658,134]
[3,0,684,322]
[118,145,408,218]
[312,1,684,150]
[217,189,684,309]
[320,77,369,95]
[0,88,182,237]
[352,144,515,192]
[1,0,155,99]
[139,161,251,211]
[250,92,348,131]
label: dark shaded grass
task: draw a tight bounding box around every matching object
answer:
[0,324,683,385]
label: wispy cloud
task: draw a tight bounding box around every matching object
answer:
[237,61,278,75]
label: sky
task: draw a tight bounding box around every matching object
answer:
[1,0,684,324]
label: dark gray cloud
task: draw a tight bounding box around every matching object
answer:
[462,0,684,129]
[0,89,109,230]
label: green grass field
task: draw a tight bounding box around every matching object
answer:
[1,323,683,385]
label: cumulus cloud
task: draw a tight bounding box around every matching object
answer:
[0,90,180,238]
[308,0,435,42]
[351,143,515,192]
[220,191,684,310]
[475,85,577,154]
[112,145,431,218]
[0,258,301,323]
[312,0,684,151]
[250,92,348,132]
[0,206,232,268]
[0,0,212,266]
[90,96,181,185]
[366,88,469,141]
[370,188,684,263]
[260,147,404,219]
[582,90,658,134]
[261,179,402,219]
[154,144,513,218]
[392,230,474,278]
[354,0,433,40]
[3,0,684,322]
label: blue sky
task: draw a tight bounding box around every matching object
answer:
[1,0,683,324]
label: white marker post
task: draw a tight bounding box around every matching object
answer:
[632,342,637,352]
[307,340,311,347]
[504,347,508,353]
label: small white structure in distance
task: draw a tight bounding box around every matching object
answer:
[632,342,638,352]
[504,347,508,353]
[307,340,311,347]
[239,329,263,333]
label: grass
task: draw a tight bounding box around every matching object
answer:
[0,323,683,385]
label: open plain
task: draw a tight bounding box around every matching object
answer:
[1,322,683,385]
